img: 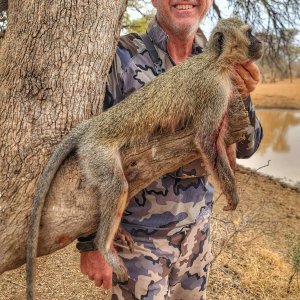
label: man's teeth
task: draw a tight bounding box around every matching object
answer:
[175,4,194,10]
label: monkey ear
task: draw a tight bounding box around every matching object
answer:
[212,32,224,56]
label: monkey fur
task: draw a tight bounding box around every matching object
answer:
[26,18,263,299]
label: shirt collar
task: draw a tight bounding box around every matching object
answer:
[146,17,207,55]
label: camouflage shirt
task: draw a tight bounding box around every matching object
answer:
[104,18,263,236]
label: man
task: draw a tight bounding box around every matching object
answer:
[78,1,263,299]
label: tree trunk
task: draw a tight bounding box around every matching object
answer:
[0,0,250,274]
[0,0,8,12]
[0,0,128,273]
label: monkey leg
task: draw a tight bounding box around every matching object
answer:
[82,146,129,281]
[226,143,237,172]
[214,143,239,210]
[195,122,239,210]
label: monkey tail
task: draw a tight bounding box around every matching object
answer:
[26,123,88,300]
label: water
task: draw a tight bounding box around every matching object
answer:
[237,108,300,187]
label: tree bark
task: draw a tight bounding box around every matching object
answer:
[0,0,8,12]
[0,0,127,273]
[0,0,250,274]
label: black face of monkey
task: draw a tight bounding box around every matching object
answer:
[247,28,263,61]
[209,20,263,63]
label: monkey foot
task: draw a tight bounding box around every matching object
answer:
[106,248,129,282]
[116,226,135,253]
[223,204,234,211]
[115,263,129,283]
[223,192,240,211]
[223,198,239,211]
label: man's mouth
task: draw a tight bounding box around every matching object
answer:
[174,4,195,10]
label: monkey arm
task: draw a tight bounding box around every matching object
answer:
[236,95,263,158]
[226,97,251,145]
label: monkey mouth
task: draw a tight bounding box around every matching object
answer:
[249,45,264,61]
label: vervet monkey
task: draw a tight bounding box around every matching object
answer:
[26,18,263,299]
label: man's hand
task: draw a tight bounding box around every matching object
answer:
[233,61,261,97]
[80,250,112,289]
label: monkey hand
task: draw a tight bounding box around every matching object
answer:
[80,250,113,289]
[233,61,261,97]
[115,226,135,253]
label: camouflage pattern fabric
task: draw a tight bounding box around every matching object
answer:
[100,17,263,299]
[112,208,212,300]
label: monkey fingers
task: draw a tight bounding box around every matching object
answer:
[115,226,135,253]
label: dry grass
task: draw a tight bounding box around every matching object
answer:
[0,245,110,300]
[208,245,298,300]
[0,79,299,299]
[1,168,299,299]
[207,168,300,300]
[252,78,300,109]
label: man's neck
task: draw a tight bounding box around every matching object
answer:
[167,34,195,65]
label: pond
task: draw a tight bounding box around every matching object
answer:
[237,108,300,188]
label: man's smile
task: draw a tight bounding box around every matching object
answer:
[174,4,195,10]
[171,2,199,15]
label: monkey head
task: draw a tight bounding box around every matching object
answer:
[207,17,263,65]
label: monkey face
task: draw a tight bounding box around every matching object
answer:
[208,18,263,64]
[246,28,263,61]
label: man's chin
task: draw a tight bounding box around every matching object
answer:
[172,21,199,37]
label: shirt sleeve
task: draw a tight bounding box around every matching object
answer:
[236,95,263,159]
[103,51,125,111]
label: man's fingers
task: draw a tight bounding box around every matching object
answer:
[80,250,113,289]
[236,66,254,84]
[94,276,103,287]
[102,273,113,290]
[242,61,260,81]
[234,62,260,95]
[233,70,245,86]
[87,272,112,289]
[80,257,88,275]
[88,274,95,281]
[232,70,248,96]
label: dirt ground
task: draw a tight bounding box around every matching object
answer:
[0,79,299,299]
[251,78,300,109]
